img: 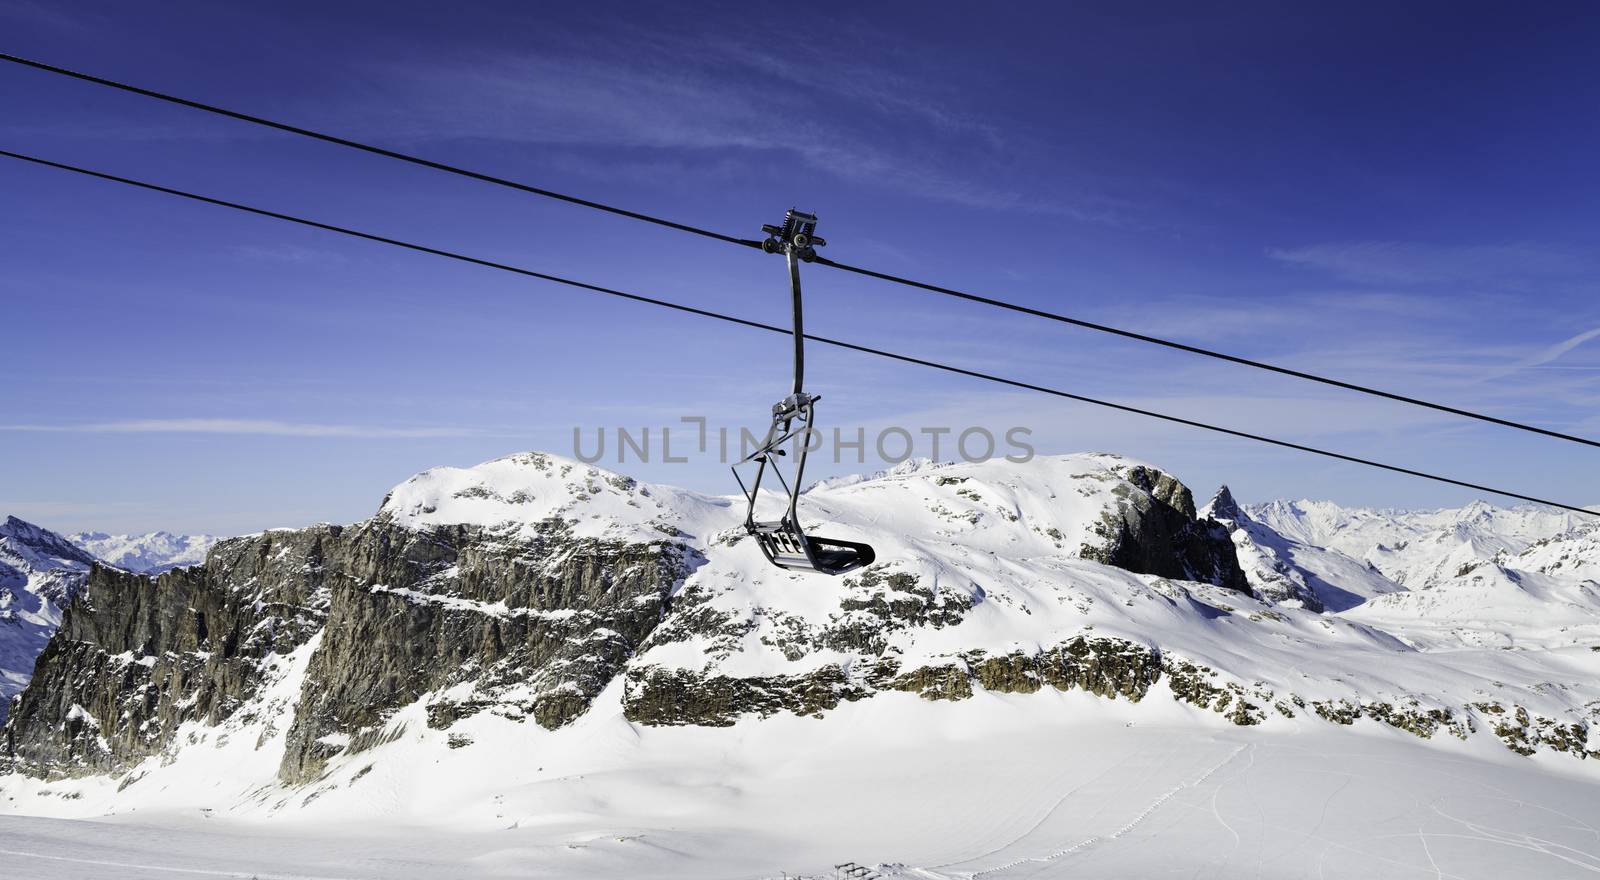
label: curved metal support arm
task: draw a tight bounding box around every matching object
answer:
[788,248,804,397]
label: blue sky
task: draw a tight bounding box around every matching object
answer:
[4,0,1600,534]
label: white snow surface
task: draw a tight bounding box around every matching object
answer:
[5,452,1600,878]
[6,706,1600,879]
[68,530,217,575]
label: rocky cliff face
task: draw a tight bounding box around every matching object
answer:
[1080,465,1248,592]
[277,517,694,784]
[3,527,334,777]
[4,522,697,784]
[3,454,707,783]
[1201,485,1324,610]
[1203,486,1412,612]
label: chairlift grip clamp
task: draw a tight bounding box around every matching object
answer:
[761,209,826,262]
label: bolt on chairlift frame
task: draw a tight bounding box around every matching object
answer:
[732,210,876,576]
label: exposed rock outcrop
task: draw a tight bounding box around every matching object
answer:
[1203,484,1245,523]
[1081,466,1249,592]
[622,636,1162,726]
[279,518,694,784]
[4,454,705,783]
[4,516,696,783]
[3,527,335,778]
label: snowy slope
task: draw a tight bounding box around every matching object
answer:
[0,517,100,723]
[1517,526,1600,582]
[4,453,1600,880]
[4,714,1600,880]
[1348,561,1600,649]
[69,530,216,574]
[1341,527,1600,650]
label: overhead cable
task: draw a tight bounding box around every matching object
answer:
[2,52,1587,449]
[3,147,1591,517]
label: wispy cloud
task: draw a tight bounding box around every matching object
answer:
[1477,324,1600,382]
[341,36,1129,223]
[1514,325,1600,369]
[8,20,1135,223]
[228,243,348,265]
[1267,241,1590,286]
[0,419,480,438]
[710,38,1007,146]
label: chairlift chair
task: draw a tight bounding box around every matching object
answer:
[732,210,876,576]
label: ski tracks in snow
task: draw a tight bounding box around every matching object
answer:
[958,741,1250,879]
[0,846,356,880]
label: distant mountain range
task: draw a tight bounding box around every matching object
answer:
[68,530,217,575]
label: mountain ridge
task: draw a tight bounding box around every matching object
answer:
[0,516,101,725]
[3,451,1598,824]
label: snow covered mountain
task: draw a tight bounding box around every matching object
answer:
[69,530,216,574]
[1207,492,1600,647]
[0,517,100,725]
[3,453,1599,878]
[1247,497,1588,589]
[1201,486,1405,612]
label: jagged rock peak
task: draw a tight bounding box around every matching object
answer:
[1201,485,1244,523]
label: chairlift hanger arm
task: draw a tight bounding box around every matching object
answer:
[762,209,824,400]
